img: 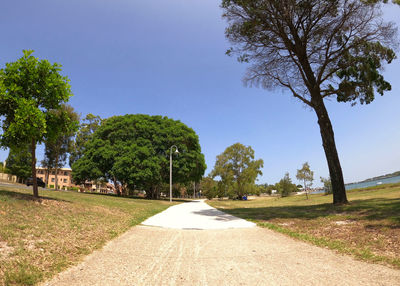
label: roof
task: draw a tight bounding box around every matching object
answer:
[36,167,72,171]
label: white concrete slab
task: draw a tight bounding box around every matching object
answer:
[141,199,256,230]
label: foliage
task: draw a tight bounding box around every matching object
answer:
[221,0,398,204]
[211,143,263,199]
[222,0,397,105]
[256,183,268,195]
[42,104,79,188]
[296,162,314,199]
[72,114,206,198]
[277,172,298,197]
[364,0,400,4]
[200,177,221,199]
[321,176,333,195]
[0,50,73,197]
[5,146,32,180]
[69,114,102,167]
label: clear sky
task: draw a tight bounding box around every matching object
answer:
[1,0,399,186]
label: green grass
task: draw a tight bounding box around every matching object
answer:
[0,187,175,286]
[208,183,400,268]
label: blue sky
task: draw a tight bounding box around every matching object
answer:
[1,0,399,186]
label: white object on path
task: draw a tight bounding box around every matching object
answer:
[141,199,256,230]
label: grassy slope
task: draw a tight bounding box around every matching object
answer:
[208,183,400,268]
[0,187,174,286]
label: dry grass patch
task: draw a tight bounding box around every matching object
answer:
[0,187,174,286]
[208,183,400,268]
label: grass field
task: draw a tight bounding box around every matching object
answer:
[208,183,400,268]
[0,187,174,286]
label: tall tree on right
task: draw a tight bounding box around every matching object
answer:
[222,0,398,204]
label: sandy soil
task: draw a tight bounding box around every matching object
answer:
[41,201,400,286]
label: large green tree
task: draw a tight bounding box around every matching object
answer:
[221,0,397,204]
[72,114,206,198]
[211,143,263,199]
[0,50,73,197]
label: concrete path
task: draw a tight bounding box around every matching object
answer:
[42,201,400,286]
[142,199,256,230]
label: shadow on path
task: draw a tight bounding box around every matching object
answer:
[192,209,241,222]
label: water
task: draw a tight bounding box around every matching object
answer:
[345,175,400,190]
[311,175,400,194]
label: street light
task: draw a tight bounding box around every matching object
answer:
[169,145,179,202]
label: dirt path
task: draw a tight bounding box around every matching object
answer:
[42,201,400,286]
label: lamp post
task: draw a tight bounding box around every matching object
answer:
[169,145,179,202]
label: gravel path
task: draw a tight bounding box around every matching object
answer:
[42,201,400,286]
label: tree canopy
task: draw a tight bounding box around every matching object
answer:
[221,0,397,204]
[320,176,333,195]
[0,50,73,197]
[277,172,298,197]
[42,104,79,189]
[296,162,314,199]
[5,146,32,182]
[72,114,206,198]
[69,113,102,167]
[211,143,263,199]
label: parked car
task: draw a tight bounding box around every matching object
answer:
[26,177,46,188]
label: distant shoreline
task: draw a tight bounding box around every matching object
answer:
[346,171,400,186]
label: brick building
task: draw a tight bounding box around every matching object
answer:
[36,167,77,190]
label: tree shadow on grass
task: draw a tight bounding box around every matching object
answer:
[217,198,400,225]
[0,189,70,203]
[76,191,192,203]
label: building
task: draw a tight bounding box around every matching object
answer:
[36,167,77,190]
[81,180,115,194]
[36,166,116,193]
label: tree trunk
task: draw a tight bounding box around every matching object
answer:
[54,162,59,190]
[45,168,49,187]
[304,179,309,199]
[146,185,160,200]
[31,139,38,198]
[55,167,58,190]
[113,177,121,196]
[312,97,348,205]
